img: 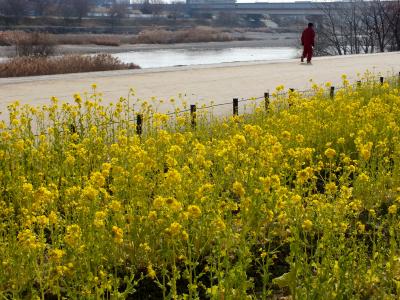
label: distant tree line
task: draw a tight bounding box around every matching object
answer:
[316,0,400,55]
[0,0,174,24]
[0,0,94,22]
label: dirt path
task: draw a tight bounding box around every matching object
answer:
[0,52,399,118]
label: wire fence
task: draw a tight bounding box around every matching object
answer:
[135,73,399,135]
[2,73,400,140]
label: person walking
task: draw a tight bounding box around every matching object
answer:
[301,23,315,64]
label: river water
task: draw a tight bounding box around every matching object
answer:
[0,46,298,69]
[114,47,298,68]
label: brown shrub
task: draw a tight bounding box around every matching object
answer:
[52,34,88,45]
[135,29,173,44]
[135,27,233,44]
[55,34,122,46]
[91,36,122,47]
[3,31,56,57]
[0,54,140,77]
[1,29,233,49]
[0,31,15,46]
[178,26,232,43]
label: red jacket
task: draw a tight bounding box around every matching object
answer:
[301,27,315,46]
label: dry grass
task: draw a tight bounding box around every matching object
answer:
[0,31,13,46]
[55,27,232,45]
[54,34,125,46]
[0,31,127,47]
[0,54,139,77]
[0,31,56,56]
[135,26,233,44]
[0,28,233,48]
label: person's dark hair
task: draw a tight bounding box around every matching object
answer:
[308,23,314,27]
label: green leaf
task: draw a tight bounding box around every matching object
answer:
[272,268,296,288]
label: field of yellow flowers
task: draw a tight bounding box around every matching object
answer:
[1,74,400,299]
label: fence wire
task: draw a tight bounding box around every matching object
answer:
[1,74,399,139]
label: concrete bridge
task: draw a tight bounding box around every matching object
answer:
[187,2,327,16]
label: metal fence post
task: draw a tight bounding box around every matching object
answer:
[69,124,76,133]
[398,72,400,88]
[190,104,196,129]
[233,98,239,116]
[264,92,270,111]
[330,86,335,99]
[136,114,143,136]
[288,89,295,108]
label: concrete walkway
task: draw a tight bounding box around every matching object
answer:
[0,52,399,116]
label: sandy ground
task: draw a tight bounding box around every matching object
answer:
[0,52,399,119]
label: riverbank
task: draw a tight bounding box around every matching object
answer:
[0,32,299,57]
[58,32,299,54]
[0,52,398,118]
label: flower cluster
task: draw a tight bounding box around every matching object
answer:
[1,74,400,298]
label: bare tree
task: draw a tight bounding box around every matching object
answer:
[0,0,29,24]
[139,0,165,16]
[58,0,75,20]
[150,0,165,16]
[72,0,91,21]
[216,12,239,26]
[367,0,392,52]
[384,0,400,50]
[167,1,185,20]
[108,0,128,29]
[316,2,348,55]
[55,0,91,21]
[359,4,375,53]
[317,0,398,56]
[30,0,55,16]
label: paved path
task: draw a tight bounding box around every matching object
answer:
[0,52,399,117]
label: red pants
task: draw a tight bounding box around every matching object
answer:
[302,45,313,62]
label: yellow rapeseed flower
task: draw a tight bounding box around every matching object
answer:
[112,226,124,244]
[167,222,182,236]
[325,182,337,194]
[18,229,41,250]
[232,181,245,198]
[36,215,49,227]
[166,197,182,212]
[91,172,106,187]
[164,169,182,185]
[232,134,246,147]
[65,224,82,248]
[358,172,370,182]
[148,211,157,221]
[147,264,156,279]
[389,204,397,215]
[22,183,33,193]
[187,205,202,219]
[109,200,122,212]
[324,148,337,159]
[82,186,99,201]
[213,218,226,232]
[94,211,107,228]
[153,196,165,210]
[50,249,66,262]
[302,219,313,231]
[49,211,58,225]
